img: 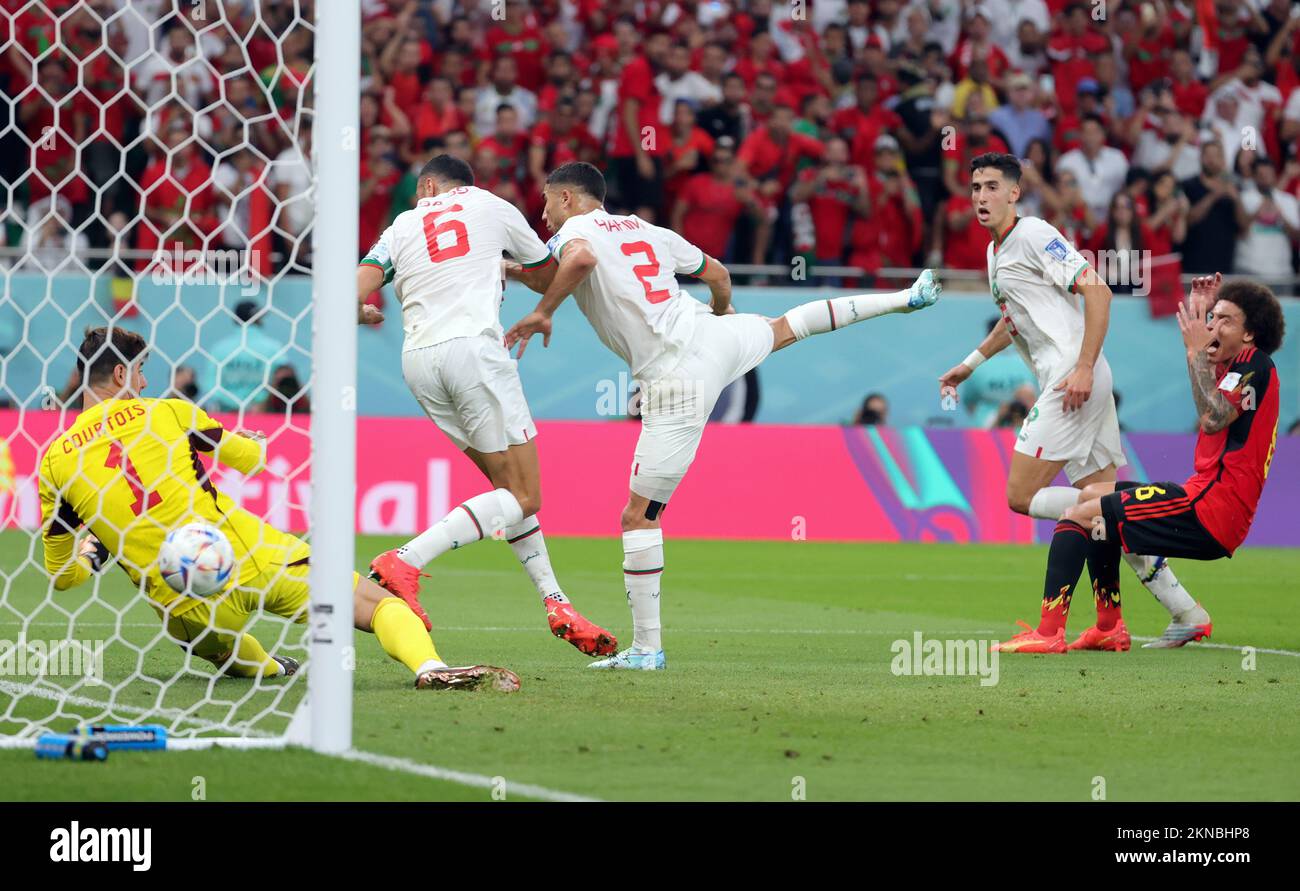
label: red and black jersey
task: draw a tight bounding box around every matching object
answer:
[1183,346,1280,554]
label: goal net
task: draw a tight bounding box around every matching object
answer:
[0,0,357,751]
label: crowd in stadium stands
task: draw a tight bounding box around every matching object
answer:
[3,0,1300,307]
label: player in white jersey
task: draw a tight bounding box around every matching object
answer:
[504,162,942,670]
[937,152,1206,654]
[355,155,617,657]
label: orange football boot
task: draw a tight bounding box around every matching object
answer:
[1068,620,1132,652]
[546,600,618,656]
[368,549,432,631]
[991,621,1067,654]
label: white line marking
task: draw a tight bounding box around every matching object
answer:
[1129,636,1300,658]
[0,679,279,738]
[336,748,600,803]
[16,621,1300,653]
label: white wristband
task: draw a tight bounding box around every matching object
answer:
[962,349,987,370]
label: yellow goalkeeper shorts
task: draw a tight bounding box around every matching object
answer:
[157,553,359,675]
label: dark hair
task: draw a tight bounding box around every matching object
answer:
[970,152,1022,184]
[78,326,148,386]
[1080,112,1106,129]
[857,392,889,425]
[419,153,474,187]
[1102,191,1143,256]
[546,161,606,202]
[234,300,264,324]
[1218,281,1286,355]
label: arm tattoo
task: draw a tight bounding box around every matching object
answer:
[1187,351,1235,432]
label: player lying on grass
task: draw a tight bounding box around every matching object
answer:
[357,154,616,658]
[39,326,519,691]
[994,275,1285,653]
[939,151,1201,651]
[504,161,941,670]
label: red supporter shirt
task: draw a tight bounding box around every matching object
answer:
[530,120,600,168]
[1172,78,1209,119]
[849,174,922,271]
[1126,26,1175,93]
[943,133,1010,188]
[677,173,745,259]
[941,194,992,270]
[1183,346,1280,554]
[359,158,399,255]
[832,105,903,167]
[797,167,863,262]
[610,56,665,158]
[484,24,548,91]
[413,103,466,147]
[479,132,531,184]
[738,127,825,192]
[1048,31,1108,114]
[388,69,424,123]
[664,127,716,201]
[734,54,786,87]
[950,40,1008,82]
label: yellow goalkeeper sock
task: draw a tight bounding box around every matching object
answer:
[222,633,281,678]
[371,596,443,673]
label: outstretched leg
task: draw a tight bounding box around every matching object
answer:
[769,269,942,352]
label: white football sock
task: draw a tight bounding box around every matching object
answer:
[415,658,449,674]
[1123,553,1197,618]
[396,488,523,569]
[503,520,568,603]
[623,528,664,652]
[1028,486,1081,520]
[782,290,911,340]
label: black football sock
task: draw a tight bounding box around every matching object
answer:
[1086,534,1124,632]
[1039,520,1090,635]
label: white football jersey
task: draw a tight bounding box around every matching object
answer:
[547,208,711,381]
[362,186,552,351]
[986,215,1096,386]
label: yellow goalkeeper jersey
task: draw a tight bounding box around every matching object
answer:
[39,397,309,617]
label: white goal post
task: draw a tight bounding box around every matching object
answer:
[308,0,359,755]
[0,0,359,754]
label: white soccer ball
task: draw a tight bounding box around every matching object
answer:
[158,522,235,597]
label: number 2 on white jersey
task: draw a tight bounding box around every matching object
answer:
[621,240,671,304]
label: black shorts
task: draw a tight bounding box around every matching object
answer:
[609,156,663,216]
[1100,481,1230,561]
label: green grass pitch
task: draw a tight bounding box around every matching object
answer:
[2,532,1298,801]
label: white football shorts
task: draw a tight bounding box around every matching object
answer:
[630,311,774,503]
[401,334,537,453]
[1014,354,1127,483]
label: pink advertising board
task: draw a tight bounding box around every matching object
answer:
[2,410,1296,546]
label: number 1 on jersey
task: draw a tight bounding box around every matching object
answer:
[105,442,161,516]
[621,241,671,304]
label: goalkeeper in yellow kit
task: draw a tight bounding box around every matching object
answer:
[39,326,519,691]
